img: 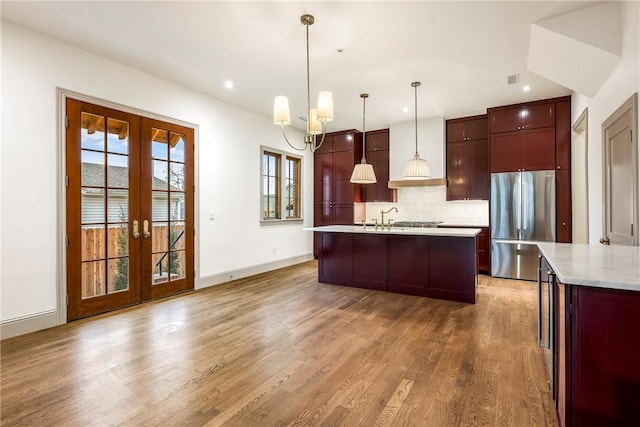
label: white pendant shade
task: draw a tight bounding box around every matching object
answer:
[350,162,377,184]
[317,91,334,121]
[403,155,431,179]
[273,96,290,125]
[308,109,322,134]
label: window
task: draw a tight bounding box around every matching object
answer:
[261,147,302,222]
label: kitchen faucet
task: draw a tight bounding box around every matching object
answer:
[380,207,398,228]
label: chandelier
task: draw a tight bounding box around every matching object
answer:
[273,14,334,152]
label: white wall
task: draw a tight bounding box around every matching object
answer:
[389,117,445,179]
[0,21,312,324]
[570,1,639,244]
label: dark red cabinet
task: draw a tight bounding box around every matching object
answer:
[446,115,489,200]
[318,231,477,303]
[555,100,571,171]
[555,282,640,427]
[440,225,489,273]
[447,117,488,142]
[490,127,555,172]
[361,129,395,203]
[313,130,362,256]
[556,169,572,243]
[489,102,555,133]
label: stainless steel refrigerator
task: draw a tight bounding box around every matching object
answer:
[491,170,555,280]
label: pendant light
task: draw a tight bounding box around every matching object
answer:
[273,14,334,152]
[402,81,431,179]
[350,93,377,184]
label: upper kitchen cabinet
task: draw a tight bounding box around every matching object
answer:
[490,127,556,172]
[446,115,489,200]
[489,102,555,133]
[313,130,356,154]
[361,129,396,203]
[447,116,488,142]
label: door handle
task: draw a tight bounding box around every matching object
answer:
[143,220,151,238]
[599,237,610,245]
[132,220,140,239]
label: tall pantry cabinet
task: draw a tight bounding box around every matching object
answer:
[313,130,362,256]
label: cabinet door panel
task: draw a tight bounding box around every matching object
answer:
[447,121,468,142]
[556,169,572,243]
[490,132,521,173]
[366,130,389,151]
[572,286,640,427]
[332,132,355,153]
[468,139,489,199]
[522,103,555,130]
[446,141,468,200]
[387,236,428,295]
[353,234,386,290]
[467,118,488,140]
[314,152,334,206]
[314,136,333,154]
[521,127,555,171]
[320,232,353,280]
[490,109,521,133]
[555,100,571,170]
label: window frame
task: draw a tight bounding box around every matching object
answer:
[260,146,303,223]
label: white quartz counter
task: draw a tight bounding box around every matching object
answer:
[537,242,640,292]
[305,225,480,238]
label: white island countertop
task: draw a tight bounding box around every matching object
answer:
[305,225,480,238]
[537,242,640,292]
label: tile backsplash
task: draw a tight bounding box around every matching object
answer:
[360,185,489,226]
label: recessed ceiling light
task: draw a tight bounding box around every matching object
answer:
[224,80,234,89]
[523,85,531,92]
[403,107,409,113]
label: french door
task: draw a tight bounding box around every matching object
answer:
[66,99,194,320]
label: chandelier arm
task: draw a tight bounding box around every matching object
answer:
[313,130,327,153]
[281,125,307,152]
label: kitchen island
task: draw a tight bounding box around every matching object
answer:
[306,225,481,303]
[537,243,640,427]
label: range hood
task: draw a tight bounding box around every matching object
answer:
[387,178,447,188]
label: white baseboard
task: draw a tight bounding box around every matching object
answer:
[198,254,314,289]
[1,310,59,340]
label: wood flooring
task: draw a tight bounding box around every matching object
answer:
[1,261,558,426]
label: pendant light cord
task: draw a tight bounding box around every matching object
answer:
[414,82,419,157]
[306,21,311,137]
[361,94,367,162]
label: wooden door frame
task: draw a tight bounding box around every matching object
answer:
[56,88,200,325]
[601,92,638,246]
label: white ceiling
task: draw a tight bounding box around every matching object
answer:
[2,1,590,131]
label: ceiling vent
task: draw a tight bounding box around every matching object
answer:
[507,74,520,85]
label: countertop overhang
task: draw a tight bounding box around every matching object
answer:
[537,242,640,292]
[305,225,480,238]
